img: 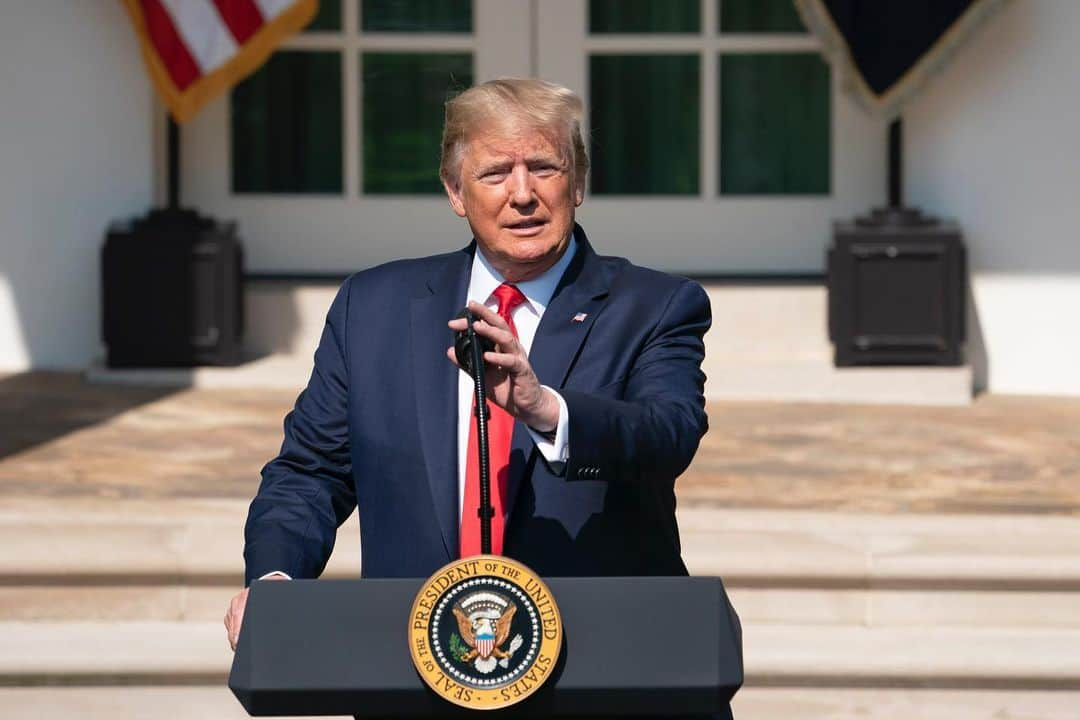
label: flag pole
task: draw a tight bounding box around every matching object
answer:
[167,116,180,211]
[888,117,902,209]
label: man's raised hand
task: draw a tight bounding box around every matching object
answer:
[446,300,559,433]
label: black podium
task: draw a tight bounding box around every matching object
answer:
[230,576,742,717]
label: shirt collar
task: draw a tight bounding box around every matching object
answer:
[468,232,579,316]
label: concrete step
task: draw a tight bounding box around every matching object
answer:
[4,686,1080,720]
[0,686,328,720]
[5,619,1080,688]
[681,508,1080,586]
[6,499,1080,588]
[701,283,973,406]
[85,279,973,405]
[5,584,1080,630]
[4,499,1079,704]
[731,688,1080,719]
[85,354,313,391]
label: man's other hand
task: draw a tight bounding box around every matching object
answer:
[447,300,559,432]
[225,574,288,651]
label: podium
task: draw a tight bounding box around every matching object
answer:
[230,576,742,717]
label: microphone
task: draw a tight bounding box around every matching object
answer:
[454,308,495,555]
[453,309,494,377]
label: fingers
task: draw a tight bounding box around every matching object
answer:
[472,320,517,350]
[447,301,511,335]
[224,588,249,652]
[447,322,518,359]
[483,351,528,376]
[465,301,508,330]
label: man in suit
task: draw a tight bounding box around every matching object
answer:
[226,78,712,649]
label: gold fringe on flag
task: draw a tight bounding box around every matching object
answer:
[121,0,318,123]
[794,0,1011,119]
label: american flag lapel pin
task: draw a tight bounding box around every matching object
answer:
[572,312,588,323]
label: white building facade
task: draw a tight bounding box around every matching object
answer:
[1,0,1078,396]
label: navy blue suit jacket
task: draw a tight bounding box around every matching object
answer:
[244,227,711,584]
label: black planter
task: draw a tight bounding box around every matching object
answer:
[102,208,244,368]
[827,207,966,366]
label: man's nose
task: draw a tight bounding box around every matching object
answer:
[507,165,535,206]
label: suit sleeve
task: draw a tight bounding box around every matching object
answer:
[243,280,357,585]
[559,279,710,484]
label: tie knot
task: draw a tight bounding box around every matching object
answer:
[492,283,526,321]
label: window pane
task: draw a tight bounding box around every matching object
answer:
[590,55,700,195]
[719,0,806,33]
[590,0,699,33]
[719,53,830,195]
[362,0,472,32]
[305,0,340,31]
[363,53,472,194]
[232,51,342,194]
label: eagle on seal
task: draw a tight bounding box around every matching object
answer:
[452,600,523,674]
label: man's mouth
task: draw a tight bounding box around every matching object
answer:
[504,218,546,230]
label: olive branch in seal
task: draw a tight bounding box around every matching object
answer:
[448,632,471,663]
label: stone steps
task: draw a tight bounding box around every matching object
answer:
[5,619,1079,687]
[3,498,1079,717]
[5,687,1080,720]
[1,687,312,720]
[8,500,1079,584]
[85,280,974,405]
[7,585,1080,628]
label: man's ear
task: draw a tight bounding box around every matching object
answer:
[573,177,586,207]
[444,178,468,218]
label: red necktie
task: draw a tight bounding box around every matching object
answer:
[460,283,527,558]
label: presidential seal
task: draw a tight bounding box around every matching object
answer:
[408,555,562,710]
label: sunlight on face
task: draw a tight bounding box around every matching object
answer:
[444,124,584,283]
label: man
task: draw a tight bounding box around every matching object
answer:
[226,78,711,649]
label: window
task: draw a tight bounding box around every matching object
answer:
[231,51,342,194]
[586,0,831,197]
[230,0,475,195]
[590,54,700,195]
[187,0,854,273]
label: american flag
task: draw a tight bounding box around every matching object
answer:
[121,0,317,122]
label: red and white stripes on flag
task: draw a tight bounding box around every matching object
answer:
[122,0,317,122]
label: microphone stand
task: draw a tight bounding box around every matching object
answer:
[465,312,495,555]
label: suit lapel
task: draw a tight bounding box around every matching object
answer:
[411,247,472,560]
[506,227,612,512]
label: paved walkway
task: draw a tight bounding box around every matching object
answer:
[1,372,1078,515]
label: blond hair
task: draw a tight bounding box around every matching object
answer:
[439,78,589,190]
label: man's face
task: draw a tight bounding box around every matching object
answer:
[445,124,584,283]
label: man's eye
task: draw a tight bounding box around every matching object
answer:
[480,172,508,183]
[532,165,558,176]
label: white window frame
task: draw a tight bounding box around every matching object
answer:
[179,0,887,274]
[536,0,888,273]
[181,0,532,273]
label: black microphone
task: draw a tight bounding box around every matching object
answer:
[453,308,496,555]
[453,309,494,377]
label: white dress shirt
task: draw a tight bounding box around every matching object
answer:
[456,235,575,516]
